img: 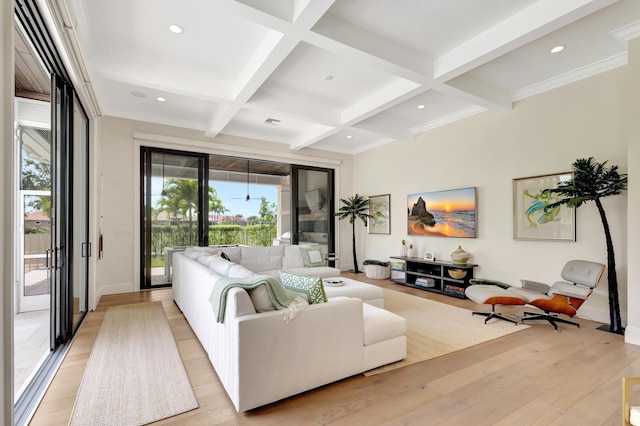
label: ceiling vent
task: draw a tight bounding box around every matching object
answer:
[264,118,280,126]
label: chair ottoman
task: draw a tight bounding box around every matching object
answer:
[465,284,526,325]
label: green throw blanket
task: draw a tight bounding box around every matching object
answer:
[209,275,301,323]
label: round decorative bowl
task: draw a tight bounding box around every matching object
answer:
[448,269,467,279]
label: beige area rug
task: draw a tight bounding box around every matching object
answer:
[364,289,529,376]
[70,302,198,425]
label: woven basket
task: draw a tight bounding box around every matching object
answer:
[364,264,391,279]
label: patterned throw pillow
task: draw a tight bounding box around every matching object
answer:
[279,271,327,304]
[300,247,324,267]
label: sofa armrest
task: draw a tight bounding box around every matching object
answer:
[520,279,551,294]
[231,298,365,412]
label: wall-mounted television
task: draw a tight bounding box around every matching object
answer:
[407,187,477,238]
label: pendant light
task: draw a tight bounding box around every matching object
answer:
[245,159,251,201]
[161,154,167,196]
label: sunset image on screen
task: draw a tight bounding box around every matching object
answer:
[407,187,476,238]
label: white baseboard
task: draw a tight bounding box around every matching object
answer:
[96,282,135,301]
[625,326,640,346]
[576,305,611,325]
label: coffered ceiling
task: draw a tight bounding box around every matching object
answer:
[64,0,640,154]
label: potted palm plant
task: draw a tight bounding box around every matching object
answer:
[545,157,628,334]
[335,194,374,273]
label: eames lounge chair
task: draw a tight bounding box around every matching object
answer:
[509,260,605,330]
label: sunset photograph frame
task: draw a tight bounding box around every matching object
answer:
[407,187,477,238]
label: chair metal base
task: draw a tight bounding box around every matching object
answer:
[472,305,518,325]
[522,311,580,331]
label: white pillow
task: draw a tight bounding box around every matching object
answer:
[300,247,324,267]
[248,285,276,312]
[208,255,233,276]
[196,254,213,266]
[183,248,205,259]
[227,264,255,278]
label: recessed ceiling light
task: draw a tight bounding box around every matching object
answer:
[550,45,565,54]
[156,97,166,102]
[169,25,184,34]
[417,104,426,109]
[346,135,353,139]
[131,91,146,98]
[323,75,334,81]
[264,118,280,126]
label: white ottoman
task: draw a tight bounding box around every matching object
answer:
[322,277,385,308]
[362,303,407,370]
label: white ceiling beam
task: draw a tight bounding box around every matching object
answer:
[440,76,513,112]
[433,0,619,82]
[341,79,424,126]
[206,0,336,138]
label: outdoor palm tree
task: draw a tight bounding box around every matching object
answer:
[335,194,373,273]
[545,157,628,334]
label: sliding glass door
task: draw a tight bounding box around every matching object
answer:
[140,148,209,288]
[14,2,90,422]
[292,165,335,264]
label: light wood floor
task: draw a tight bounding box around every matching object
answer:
[30,273,640,425]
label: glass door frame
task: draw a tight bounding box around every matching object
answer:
[140,147,209,289]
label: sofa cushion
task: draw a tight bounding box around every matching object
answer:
[184,247,208,259]
[208,254,234,276]
[248,285,276,312]
[282,246,304,269]
[239,246,284,272]
[280,271,327,304]
[362,303,407,346]
[300,246,324,267]
[228,264,255,278]
[197,254,213,266]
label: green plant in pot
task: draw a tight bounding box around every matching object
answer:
[544,157,627,334]
[335,194,374,273]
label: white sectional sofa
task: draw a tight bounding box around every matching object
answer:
[194,244,340,278]
[172,248,407,412]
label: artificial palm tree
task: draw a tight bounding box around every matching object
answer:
[335,194,373,273]
[545,157,628,334]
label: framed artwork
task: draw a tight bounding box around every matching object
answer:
[368,194,390,234]
[513,172,575,241]
[407,187,477,238]
[423,252,435,261]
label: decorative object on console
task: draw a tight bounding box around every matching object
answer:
[407,243,415,258]
[423,251,435,261]
[407,187,477,238]
[334,194,374,273]
[513,172,575,241]
[448,269,467,279]
[450,245,470,265]
[400,239,408,256]
[368,193,390,234]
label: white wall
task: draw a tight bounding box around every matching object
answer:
[93,117,353,304]
[625,38,640,345]
[1,0,13,422]
[354,65,632,326]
